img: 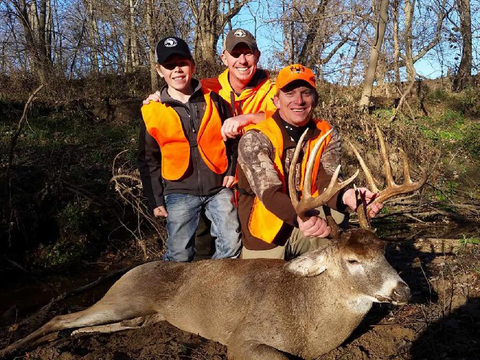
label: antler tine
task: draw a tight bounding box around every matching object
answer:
[348,141,379,193]
[288,128,358,220]
[288,128,310,211]
[376,125,396,188]
[303,130,333,198]
[368,125,427,206]
[399,148,428,189]
[297,166,359,221]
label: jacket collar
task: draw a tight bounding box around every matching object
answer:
[159,78,203,105]
[271,110,320,149]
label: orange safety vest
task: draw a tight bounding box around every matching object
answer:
[201,69,277,116]
[245,117,332,244]
[141,90,228,181]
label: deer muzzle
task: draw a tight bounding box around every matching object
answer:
[390,281,411,305]
[375,281,410,305]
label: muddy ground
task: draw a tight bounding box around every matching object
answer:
[1,215,479,360]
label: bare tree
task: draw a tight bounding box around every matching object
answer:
[145,0,157,90]
[452,0,472,91]
[188,0,250,65]
[9,0,55,83]
[359,0,389,109]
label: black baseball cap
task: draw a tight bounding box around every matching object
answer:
[155,36,193,64]
[224,29,258,53]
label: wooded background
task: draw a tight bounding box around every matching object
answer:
[1,0,478,102]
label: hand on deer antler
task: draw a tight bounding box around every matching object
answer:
[342,187,383,218]
[297,215,331,238]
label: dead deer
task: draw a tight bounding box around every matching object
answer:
[0,126,426,360]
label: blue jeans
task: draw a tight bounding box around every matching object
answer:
[163,188,241,262]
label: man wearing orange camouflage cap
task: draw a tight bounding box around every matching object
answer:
[236,64,383,259]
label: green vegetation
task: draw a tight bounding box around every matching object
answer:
[459,235,480,246]
[1,97,140,271]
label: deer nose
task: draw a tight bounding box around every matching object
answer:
[391,281,411,304]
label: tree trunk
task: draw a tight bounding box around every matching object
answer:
[190,0,250,65]
[129,0,139,70]
[453,0,472,91]
[13,0,54,84]
[146,0,158,91]
[193,0,221,64]
[404,0,415,83]
[390,0,417,122]
[392,0,401,90]
[297,0,329,67]
[359,0,389,109]
[87,0,99,72]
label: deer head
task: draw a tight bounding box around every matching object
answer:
[286,125,426,305]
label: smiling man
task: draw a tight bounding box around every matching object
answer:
[237,64,382,259]
[202,28,276,129]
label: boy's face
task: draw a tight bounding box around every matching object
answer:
[156,55,195,94]
[221,43,260,87]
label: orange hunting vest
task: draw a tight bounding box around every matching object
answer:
[245,117,332,244]
[201,69,277,116]
[141,91,228,181]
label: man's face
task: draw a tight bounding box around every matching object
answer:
[273,81,317,127]
[156,55,195,93]
[221,43,260,87]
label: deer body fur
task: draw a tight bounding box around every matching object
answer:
[1,228,410,360]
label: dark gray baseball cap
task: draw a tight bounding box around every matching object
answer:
[155,36,192,64]
[223,29,258,53]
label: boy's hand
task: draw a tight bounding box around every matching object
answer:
[153,206,168,217]
[297,216,331,238]
[143,91,161,105]
[223,176,236,189]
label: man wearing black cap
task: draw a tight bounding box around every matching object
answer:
[138,36,241,262]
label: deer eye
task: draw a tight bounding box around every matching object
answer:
[347,259,360,265]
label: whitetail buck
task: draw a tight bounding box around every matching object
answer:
[1,126,426,360]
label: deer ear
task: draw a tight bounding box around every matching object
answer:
[286,250,328,277]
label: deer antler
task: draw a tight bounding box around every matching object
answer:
[288,129,359,221]
[349,125,428,229]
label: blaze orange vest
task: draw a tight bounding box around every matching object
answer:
[141,90,228,181]
[245,117,332,244]
[201,69,277,116]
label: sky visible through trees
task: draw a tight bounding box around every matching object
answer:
[0,0,478,89]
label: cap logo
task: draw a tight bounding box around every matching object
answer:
[290,65,305,74]
[234,29,247,38]
[164,38,178,47]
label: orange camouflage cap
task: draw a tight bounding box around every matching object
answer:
[276,64,316,90]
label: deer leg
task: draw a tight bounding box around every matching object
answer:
[228,340,290,360]
[71,313,164,335]
[1,299,158,356]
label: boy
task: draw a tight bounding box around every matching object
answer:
[138,36,241,262]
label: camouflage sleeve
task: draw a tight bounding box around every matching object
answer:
[238,130,282,201]
[238,130,297,225]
